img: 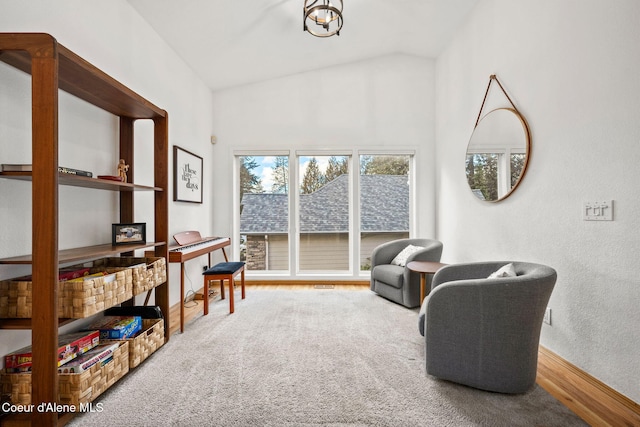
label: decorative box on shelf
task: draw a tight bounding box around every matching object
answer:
[0,341,129,409]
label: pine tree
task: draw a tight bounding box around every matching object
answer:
[325,156,348,183]
[240,156,263,194]
[361,155,409,176]
[239,156,263,214]
[300,157,325,194]
[271,156,289,194]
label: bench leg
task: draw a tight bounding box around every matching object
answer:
[241,268,245,300]
[203,277,209,316]
[228,277,235,314]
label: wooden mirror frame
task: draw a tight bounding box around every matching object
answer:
[465,75,531,202]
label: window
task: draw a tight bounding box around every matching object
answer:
[298,155,350,272]
[359,155,410,271]
[238,155,289,271]
[236,150,414,277]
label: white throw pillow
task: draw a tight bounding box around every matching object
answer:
[391,245,424,267]
[488,263,517,278]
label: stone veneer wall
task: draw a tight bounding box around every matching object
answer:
[246,235,266,270]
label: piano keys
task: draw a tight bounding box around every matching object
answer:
[168,236,231,263]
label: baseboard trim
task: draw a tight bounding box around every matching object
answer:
[245,280,370,287]
[537,346,640,426]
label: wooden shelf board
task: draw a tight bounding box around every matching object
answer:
[0,34,166,120]
[0,242,167,265]
[0,318,74,330]
[0,172,162,191]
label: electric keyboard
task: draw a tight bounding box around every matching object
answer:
[168,235,230,263]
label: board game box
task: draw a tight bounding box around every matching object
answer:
[4,330,100,372]
[85,316,142,340]
[57,342,120,373]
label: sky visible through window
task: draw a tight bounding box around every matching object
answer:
[251,156,333,193]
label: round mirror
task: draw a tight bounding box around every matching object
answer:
[465,108,531,202]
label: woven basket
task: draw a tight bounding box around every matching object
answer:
[0,341,129,410]
[0,267,133,319]
[0,256,167,319]
[105,318,165,368]
[92,257,167,295]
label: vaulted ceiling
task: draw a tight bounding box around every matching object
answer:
[128,0,479,91]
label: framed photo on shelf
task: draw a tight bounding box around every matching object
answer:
[173,145,203,203]
[112,223,146,246]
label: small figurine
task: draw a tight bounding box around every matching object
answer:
[117,159,129,183]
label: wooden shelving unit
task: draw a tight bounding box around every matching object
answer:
[0,33,170,426]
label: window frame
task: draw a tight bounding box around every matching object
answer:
[233,148,416,280]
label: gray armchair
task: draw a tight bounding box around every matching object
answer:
[418,261,557,394]
[370,238,443,308]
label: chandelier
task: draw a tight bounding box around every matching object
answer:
[303,0,343,37]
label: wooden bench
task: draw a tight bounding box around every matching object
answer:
[202,262,245,314]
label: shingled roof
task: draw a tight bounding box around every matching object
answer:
[240,175,408,233]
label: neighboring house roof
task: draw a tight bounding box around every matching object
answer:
[240,175,408,233]
[240,193,289,233]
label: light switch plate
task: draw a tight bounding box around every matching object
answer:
[583,200,613,221]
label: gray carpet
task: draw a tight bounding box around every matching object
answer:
[67,289,588,426]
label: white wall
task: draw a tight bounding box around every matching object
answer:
[0,0,215,355]
[436,0,640,402]
[210,54,437,279]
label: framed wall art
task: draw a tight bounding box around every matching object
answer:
[112,223,146,245]
[173,145,203,203]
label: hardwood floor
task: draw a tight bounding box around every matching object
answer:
[537,347,640,426]
[168,282,640,426]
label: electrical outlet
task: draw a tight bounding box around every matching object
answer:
[544,307,552,325]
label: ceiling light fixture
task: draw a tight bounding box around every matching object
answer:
[303,0,343,38]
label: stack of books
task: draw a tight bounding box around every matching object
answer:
[1,164,93,177]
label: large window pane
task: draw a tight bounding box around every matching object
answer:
[239,155,289,271]
[359,155,410,271]
[298,155,350,272]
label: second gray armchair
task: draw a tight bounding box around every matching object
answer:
[418,261,557,393]
[370,238,443,308]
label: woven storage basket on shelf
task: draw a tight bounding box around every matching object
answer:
[92,257,167,295]
[0,341,129,409]
[0,256,168,319]
[105,318,165,368]
[0,266,133,319]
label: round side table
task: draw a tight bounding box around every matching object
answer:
[406,261,448,303]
